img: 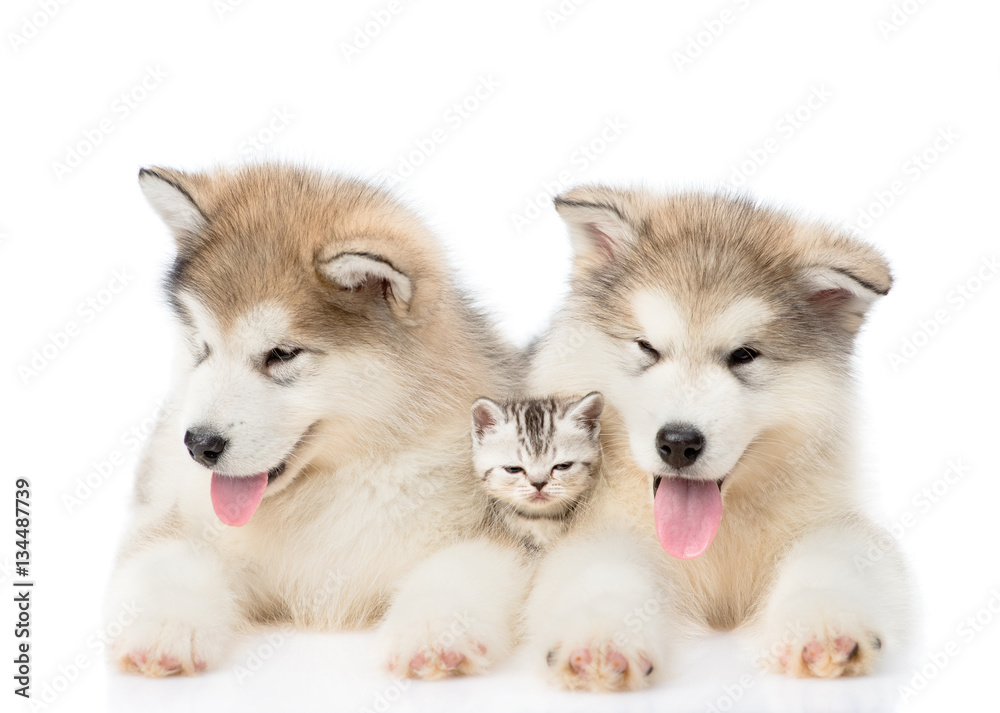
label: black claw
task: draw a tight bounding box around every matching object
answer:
[848,642,860,660]
[645,663,654,676]
[872,637,882,651]
[546,649,556,667]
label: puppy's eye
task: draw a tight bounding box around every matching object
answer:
[636,338,660,360]
[266,346,302,368]
[552,462,573,471]
[503,466,524,474]
[728,347,760,366]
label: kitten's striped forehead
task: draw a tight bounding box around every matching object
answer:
[512,400,557,457]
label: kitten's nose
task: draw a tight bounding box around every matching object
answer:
[530,480,547,492]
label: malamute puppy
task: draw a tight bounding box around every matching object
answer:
[525,187,913,691]
[106,165,529,678]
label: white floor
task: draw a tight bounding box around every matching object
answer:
[101,630,906,713]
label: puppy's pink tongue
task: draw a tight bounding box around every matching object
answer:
[654,477,722,559]
[211,473,268,527]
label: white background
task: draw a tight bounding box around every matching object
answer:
[2,0,998,711]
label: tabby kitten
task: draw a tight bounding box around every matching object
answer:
[471,392,603,551]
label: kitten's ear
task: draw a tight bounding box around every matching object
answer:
[472,398,506,441]
[566,391,604,436]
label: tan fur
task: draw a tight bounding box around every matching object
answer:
[527,186,912,690]
[108,164,524,676]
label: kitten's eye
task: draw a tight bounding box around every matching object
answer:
[728,347,760,367]
[552,462,573,471]
[503,466,524,474]
[266,346,303,368]
[635,338,660,361]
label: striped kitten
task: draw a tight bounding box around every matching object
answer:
[471,392,604,551]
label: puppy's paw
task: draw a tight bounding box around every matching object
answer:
[546,639,655,692]
[111,619,226,677]
[105,540,239,677]
[765,624,882,678]
[383,616,494,680]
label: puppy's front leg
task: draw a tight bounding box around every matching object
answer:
[380,539,530,680]
[753,517,913,678]
[107,536,242,676]
[528,527,671,692]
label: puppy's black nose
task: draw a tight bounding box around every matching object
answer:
[184,429,228,468]
[656,425,705,469]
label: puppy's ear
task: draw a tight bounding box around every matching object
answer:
[320,252,413,312]
[799,230,892,333]
[554,188,639,266]
[471,398,506,441]
[138,167,208,252]
[565,391,604,436]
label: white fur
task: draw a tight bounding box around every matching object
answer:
[524,191,913,691]
[108,168,526,678]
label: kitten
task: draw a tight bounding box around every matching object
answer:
[471,392,603,552]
